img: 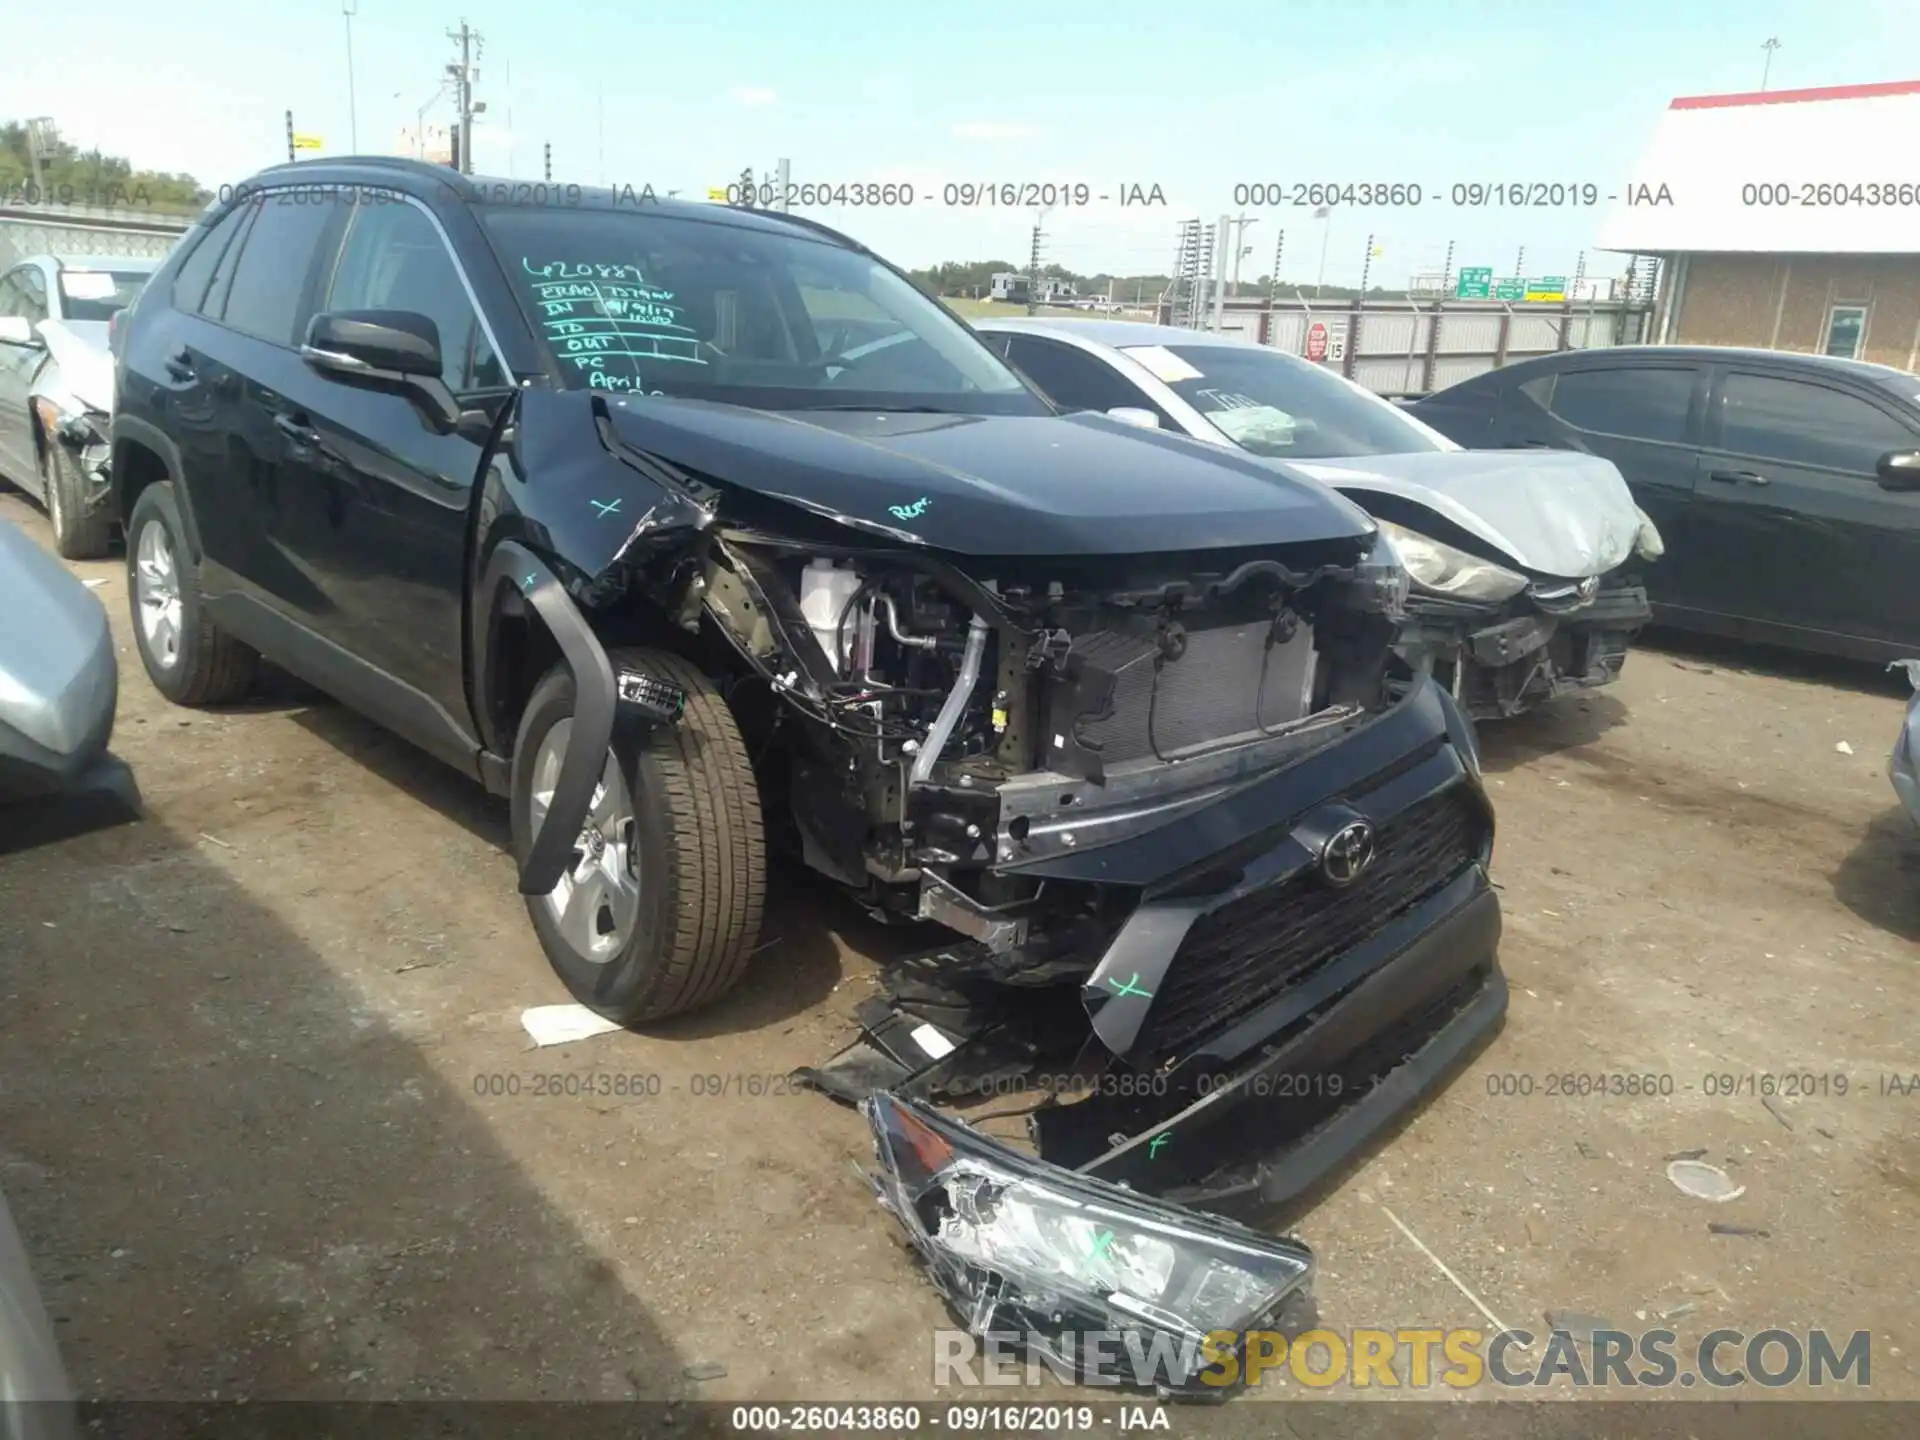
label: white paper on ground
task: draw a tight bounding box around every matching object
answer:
[521,1003,624,1047]
[910,1023,956,1058]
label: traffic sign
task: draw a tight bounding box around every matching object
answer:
[1525,275,1568,302]
[1493,277,1526,301]
[1304,322,1328,362]
[292,132,324,151]
[1455,266,1492,300]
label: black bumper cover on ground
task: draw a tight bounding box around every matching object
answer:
[818,677,1506,1221]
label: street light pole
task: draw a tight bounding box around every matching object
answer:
[342,0,359,151]
[1760,37,1781,91]
[1313,206,1332,298]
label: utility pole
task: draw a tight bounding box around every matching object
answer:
[24,117,54,195]
[1312,205,1332,298]
[285,110,296,164]
[1268,228,1285,302]
[1440,238,1456,296]
[1026,212,1047,315]
[1211,213,1230,331]
[446,20,482,174]
[737,167,755,208]
[342,0,359,151]
[1760,37,1781,91]
[543,143,552,182]
[1228,212,1257,297]
[1358,233,1377,296]
[773,157,791,213]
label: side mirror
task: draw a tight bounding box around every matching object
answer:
[0,315,42,348]
[1106,406,1161,430]
[301,310,459,433]
[1876,449,1920,491]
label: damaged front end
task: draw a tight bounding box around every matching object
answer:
[1373,515,1660,722]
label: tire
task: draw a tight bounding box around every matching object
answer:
[44,444,114,560]
[510,647,766,1023]
[125,480,258,706]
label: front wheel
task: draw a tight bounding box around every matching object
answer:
[510,648,766,1023]
[44,444,114,560]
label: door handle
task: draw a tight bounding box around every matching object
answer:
[1708,469,1770,486]
[163,349,194,381]
[273,413,319,447]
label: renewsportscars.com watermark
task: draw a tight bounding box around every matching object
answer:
[934,1326,1873,1391]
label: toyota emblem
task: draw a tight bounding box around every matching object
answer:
[1319,820,1376,887]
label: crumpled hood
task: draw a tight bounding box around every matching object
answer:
[595,396,1375,556]
[1284,450,1642,579]
[36,319,115,416]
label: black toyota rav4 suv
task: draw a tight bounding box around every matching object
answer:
[112,157,1503,1365]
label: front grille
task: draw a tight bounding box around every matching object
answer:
[1139,786,1485,1059]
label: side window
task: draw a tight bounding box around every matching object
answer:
[219,193,334,345]
[1005,336,1149,415]
[170,205,250,315]
[14,268,48,325]
[322,197,502,391]
[1548,366,1694,444]
[1718,373,1915,473]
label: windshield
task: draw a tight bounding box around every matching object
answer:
[481,207,1045,415]
[58,269,150,323]
[1129,343,1458,458]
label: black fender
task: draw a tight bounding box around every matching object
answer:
[477,540,618,896]
[109,416,205,563]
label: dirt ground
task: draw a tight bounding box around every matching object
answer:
[2,486,1917,1415]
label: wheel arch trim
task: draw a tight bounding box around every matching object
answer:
[478,539,618,896]
[110,417,204,563]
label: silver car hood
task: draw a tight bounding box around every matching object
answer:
[35,320,114,416]
[1283,450,1642,579]
[0,520,115,759]
[1893,660,1920,828]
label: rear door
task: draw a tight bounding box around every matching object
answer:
[1690,367,1920,649]
[1521,361,1709,608]
[178,191,340,619]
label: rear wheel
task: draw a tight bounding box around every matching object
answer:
[510,647,766,1023]
[125,481,258,705]
[44,444,113,560]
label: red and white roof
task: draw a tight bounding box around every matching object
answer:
[1595,79,1920,254]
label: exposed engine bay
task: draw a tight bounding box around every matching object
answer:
[695,530,1405,964]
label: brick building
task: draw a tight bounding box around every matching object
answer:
[1596,78,1920,371]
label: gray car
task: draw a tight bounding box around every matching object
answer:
[975,317,1666,720]
[0,254,158,558]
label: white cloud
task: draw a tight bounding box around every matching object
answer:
[952,121,1039,140]
[729,86,778,107]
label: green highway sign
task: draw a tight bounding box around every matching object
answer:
[1455,266,1492,299]
[1492,277,1526,301]
[1525,275,1568,302]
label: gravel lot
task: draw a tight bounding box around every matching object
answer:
[2,487,1916,1415]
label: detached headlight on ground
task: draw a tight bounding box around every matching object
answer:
[1374,519,1528,604]
[863,1093,1314,1395]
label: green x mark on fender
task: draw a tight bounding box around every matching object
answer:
[1104,972,1153,1000]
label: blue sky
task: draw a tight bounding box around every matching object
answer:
[6,0,1916,283]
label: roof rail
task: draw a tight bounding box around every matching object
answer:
[251,155,470,189]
